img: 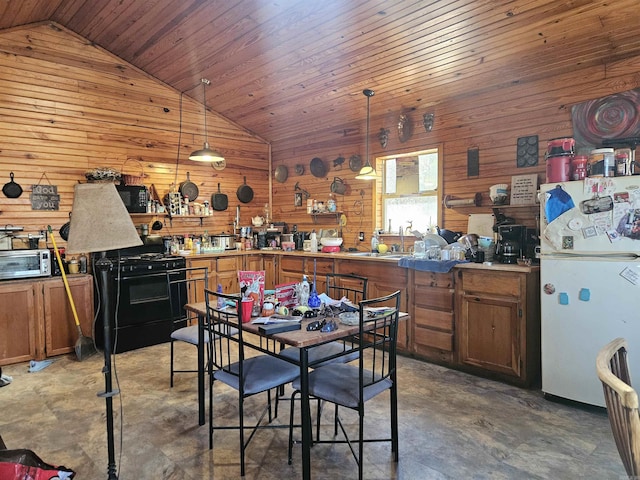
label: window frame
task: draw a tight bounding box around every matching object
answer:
[374,145,443,233]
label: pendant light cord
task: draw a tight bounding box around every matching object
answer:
[202,78,211,145]
[173,91,184,188]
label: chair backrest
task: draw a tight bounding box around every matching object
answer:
[166,266,209,331]
[204,287,246,386]
[325,273,368,304]
[596,337,640,476]
[356,290,401,395]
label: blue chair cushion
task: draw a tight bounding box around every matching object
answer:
[293,363,392,408]
[214,355,300,395]
[171,324,238,345]
[279,342,359,367]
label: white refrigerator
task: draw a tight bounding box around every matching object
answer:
[539,176,640,407]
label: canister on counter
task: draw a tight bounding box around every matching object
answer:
[615,148,633,176]
[570,155,588,180]
[588,148,615,177]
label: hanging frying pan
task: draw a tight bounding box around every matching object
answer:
[310,157,327,178]
[236,176,254,203]
[274,165,288,183]
[212,183,228,211]
[59,212,72,241]
[179,172,199,201]
[3,172,23,198]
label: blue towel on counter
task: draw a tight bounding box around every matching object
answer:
[397,257,469,273]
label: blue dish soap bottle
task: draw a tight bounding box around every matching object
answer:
[216,284,225,309]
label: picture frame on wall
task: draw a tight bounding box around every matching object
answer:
[294,192,303,207]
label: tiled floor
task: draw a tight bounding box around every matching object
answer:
[0,343,625,479]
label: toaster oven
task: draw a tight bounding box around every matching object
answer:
[0,249,51,280]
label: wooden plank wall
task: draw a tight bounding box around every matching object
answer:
[271,55,640,248]
[0,23,270,248]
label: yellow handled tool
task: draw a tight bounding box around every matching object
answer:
[47,225,96,361]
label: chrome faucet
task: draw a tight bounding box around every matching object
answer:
[399,226,404,253]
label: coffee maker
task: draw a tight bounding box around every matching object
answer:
[496,224,527,264]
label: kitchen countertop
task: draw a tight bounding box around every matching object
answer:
[182,249,539,272]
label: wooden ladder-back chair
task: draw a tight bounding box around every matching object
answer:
[596,337,640,477]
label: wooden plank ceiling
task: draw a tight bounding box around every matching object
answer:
[1,0,639,145]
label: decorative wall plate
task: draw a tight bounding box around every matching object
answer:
[349,155,362,172]
[398,114,413,143]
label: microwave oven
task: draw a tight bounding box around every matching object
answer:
[116,184,148,213]
[0,249,51,280]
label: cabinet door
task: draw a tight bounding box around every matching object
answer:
[279,256,306,286]
[187,258,216,302]
[263,255,277,289]
[217,256,240,294]
[43,275,94,357]
[458,293,521,378]
[0,282,40,365]
[304,257,334,293]
[244,254,263,272]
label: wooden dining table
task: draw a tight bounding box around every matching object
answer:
[184,301,408,480]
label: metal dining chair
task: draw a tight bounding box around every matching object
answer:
[596,337,640,476]
[205,287,300,477]
[279,273,368,438]
[287,290,401,479]
[279,273,368,367]
[167,266,211,388]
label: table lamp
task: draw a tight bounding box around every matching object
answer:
[66,182,142,480]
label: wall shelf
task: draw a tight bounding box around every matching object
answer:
[309,211,342,224]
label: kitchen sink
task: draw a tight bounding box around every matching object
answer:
[346,252,410,259]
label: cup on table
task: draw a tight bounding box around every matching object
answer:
[240,298,253,323]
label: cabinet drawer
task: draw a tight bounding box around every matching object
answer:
[281,256,304,272]
[414,270,454,289]
[459,270,520,297]
[414,327,453,351]
[414,306,453,331]
[217,256,239,271]
[414,286,453,310]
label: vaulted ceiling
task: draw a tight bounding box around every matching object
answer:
[1,0,639,144]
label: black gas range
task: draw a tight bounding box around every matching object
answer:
[95,245,187,353]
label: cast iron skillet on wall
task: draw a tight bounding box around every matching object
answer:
[236,176,254,203]
[3,172,23,198]
[179,172,199,201]
[212,183,228,211]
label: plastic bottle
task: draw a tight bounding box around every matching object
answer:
[216,284,225,309]
[371,230,379,253]
[78,253,88,274]
[309,231,318,253]
[299,275,310,306]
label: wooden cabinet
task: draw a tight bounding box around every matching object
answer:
[279,256,306,286]
[263,255,277,289]
[0,275,94,366]
[455,266,540,387]
[187,255,241,296]
[0,281,40,365]
[411,270,455,364]
[42,275,94,357]
[335,259,410,352]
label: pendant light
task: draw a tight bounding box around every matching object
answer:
[356,88,377,180]
[189,78,225,163]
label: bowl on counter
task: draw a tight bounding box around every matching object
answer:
[320,237,343,247]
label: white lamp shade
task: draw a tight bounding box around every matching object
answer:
[66,183,143,254]
[355,164,377,180]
